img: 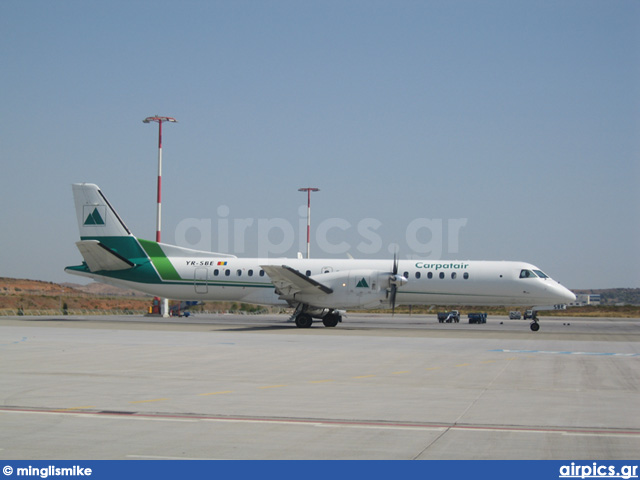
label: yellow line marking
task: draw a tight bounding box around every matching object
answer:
[425,367,441,371]
[352,375,375,379]
[309,380,334,384]
[480,360,497,364]
[456,363,471,367]
[392,371,410,375]
[199,391,234,396]
[259,385,287,389]
[129,398,169,404]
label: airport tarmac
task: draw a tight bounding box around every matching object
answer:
[1,314,639,460]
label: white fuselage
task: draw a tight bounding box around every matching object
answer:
[76,256,575,309]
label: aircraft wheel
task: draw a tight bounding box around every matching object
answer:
[295,314,313,328]
[530,322,540,332]
[322,314,340,327]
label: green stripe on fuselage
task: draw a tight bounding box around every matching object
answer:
[138,238,182,281]
[76,235,162,284]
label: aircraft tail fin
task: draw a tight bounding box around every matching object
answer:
[67,183,236,284]
[72,183,132,239]
[69,183,151,277]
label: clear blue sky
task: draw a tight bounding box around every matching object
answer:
[1,0,638,289]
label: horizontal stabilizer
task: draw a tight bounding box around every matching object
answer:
[75,240,135,272]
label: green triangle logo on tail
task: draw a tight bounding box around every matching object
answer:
[356,277,369,288]
[84,207,105,226]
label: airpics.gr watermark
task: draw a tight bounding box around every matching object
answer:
[174,205,468,259]
[559,463,638,479]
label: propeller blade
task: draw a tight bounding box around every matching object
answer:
[390,254,399,315]
[390,284,397,315]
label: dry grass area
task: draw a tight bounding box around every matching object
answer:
[0,277,274,315]
[0,277,151,313]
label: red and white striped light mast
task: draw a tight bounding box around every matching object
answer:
[143,115,177,243]
[298,187,320,258]
[143,115,177,317]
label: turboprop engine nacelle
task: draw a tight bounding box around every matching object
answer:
[294,269,407,309]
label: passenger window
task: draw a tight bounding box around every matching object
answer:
[439,272,445,279]
[225,269,230,276]
[259,270,265,277]
[214,269,219,276]
[403,272,409,279]
[451,272,457,279]
[415,272,421,279]
[427,272,433,279]
[237,269,242,276]
[463,272,469,279]
[306,270,311,276]
[248,269,253,276]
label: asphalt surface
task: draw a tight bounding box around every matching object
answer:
[1,313,639,459]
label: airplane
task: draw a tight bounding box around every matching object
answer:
[65,183,576,331]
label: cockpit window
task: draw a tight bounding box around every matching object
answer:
[519,269,537,279]
[533,270,549,279]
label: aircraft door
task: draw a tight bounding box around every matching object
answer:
[194,267,208,294]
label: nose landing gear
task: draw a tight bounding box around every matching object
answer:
[529,310,539,331]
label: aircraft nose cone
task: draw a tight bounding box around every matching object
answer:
[565,288,577,303]
[557,285,576,303]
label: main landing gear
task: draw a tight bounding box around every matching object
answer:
[321,312,341,327]
[293,311,342,328]
[294,313,313,328]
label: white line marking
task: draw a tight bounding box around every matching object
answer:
[2,409,639,437]
[126,455,219,460]
[561,432,640,439]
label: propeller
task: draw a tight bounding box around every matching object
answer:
[388,253,408,315]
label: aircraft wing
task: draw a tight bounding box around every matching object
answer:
[75,240,136,272]
[260,265,333,297]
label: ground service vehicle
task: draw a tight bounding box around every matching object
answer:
[468,312,487,324]
[437,310,460,323]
